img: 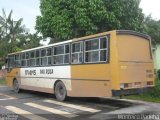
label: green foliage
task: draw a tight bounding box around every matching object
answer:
[157,69,160,80]
[144,16,160,43]
[0,79,6,85]
[0,9,41,67]
[36,0,144,43]
[149,78,160,98]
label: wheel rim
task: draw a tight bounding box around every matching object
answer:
[55,82,66,101]
[56,85,65,97]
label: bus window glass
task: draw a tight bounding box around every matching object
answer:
[36,50,40,57]
[8,55,15,68]
[47,48,51,56]
[15,54,20,60]
[85,37,108,63]
[53,45,69,65]
[48,57,52,65]
[41,49,46,57]
[22,53,26,59]
[92,51,99,62]
[100,50,107,61]
[21,53,26,67]
[86,39,99,51]
[30,59,35,66]
[54,45,64,55]
[15,54,21,67]
[72,43,80,52]
[35,50,40,66]
[26,52,30,59]
[30,51,35,58]
[54,55,63,64]
[27,59,30,66]
[41,57,47,66]
[65,44,70,53]
[100,37,107,49]
[71,42,83,64]
[30,51,36,66]
[36,58,40,66]
[64,55,69,63]
[64,44,70,64]
[22,60,26,67]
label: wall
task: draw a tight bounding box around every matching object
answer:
[153,44,160,71]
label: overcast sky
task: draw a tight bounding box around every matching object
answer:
[0,0,160,33]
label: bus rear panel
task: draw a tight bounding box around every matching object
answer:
[112,31,154,96]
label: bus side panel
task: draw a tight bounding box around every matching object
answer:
[6,68,20,87]
[69,64,112,97]
[20,66,72,93]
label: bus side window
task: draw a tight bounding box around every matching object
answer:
[47,48,52,65]
[53,45,64,65]
[85,38,99,63]
[100,37,108,62]
[85,37,108,63]
[8,55,15,68]
[40,49,47,66]
[21,53,27,67]
[36,50,40,66]
[15,54,21,67]
[26,52,30,67]
[64,44,70,64]
[30,51,36,66]
[71,42,83,64]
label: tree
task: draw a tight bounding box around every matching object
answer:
[144,15,160,44]
[0,9,12,36]
[36,0,144,43]
[0,9,41,68]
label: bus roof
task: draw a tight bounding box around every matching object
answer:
[8,30,150,55]
[116,30,151,40]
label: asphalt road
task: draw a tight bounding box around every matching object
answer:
[0,86,159,120]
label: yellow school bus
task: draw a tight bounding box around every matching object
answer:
[6,30,155,101]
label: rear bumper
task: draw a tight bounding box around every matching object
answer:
[112,87,154,96]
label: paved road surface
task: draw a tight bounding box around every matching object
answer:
[0,86,159,120]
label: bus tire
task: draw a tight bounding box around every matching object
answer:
[13,79,21,93]
[54,81,67,101]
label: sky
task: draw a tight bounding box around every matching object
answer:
[0,0,160,33]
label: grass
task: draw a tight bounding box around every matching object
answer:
[0,79,6,85]
[124,78,160,103]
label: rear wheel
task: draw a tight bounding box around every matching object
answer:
[54,81,67,101]
[13,79,21,93]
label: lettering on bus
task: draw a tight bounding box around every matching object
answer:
[40,69,54,74]
[25,70,36,75]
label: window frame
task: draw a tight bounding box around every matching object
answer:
[84,36,109,64]
[71,41,83,64]
[53,44,70,65]
[29,50,36,67]
[21,52,27,67]
[40,47,52,66]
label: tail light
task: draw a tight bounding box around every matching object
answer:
[134,82,141,87]
[147,81,153,86]
[120,83,132,89]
